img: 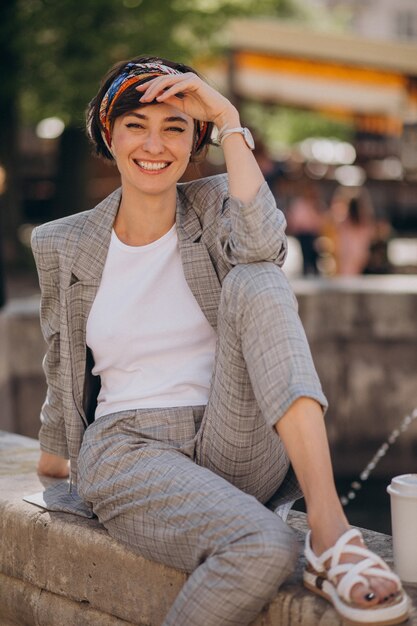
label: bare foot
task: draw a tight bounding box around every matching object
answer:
[310,526,400,608]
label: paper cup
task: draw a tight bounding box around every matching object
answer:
[387,474,417,583]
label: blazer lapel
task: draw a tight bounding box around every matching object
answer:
[176,190,222,331]
[65,188,121,423]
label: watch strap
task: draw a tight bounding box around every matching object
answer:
[217,126,254,150]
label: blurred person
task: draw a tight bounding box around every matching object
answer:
[327,187,376,276]
[30,56,408,626]
[287,182,324,275]
[364,219,393,274]
[252,135,284,192]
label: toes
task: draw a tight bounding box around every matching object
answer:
[372,578,394,603]
[375,578,401,604]
[351,578,400,608]
[351,582,379,607]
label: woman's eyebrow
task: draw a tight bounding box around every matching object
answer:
[165,116,189,125]
[126,112,189,124]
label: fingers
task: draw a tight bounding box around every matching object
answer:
[136,73,198,103]
[134,72,234,125]
[155,84,188,101]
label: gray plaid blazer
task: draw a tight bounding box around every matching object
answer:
[31,173,288,488]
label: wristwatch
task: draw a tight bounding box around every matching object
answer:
[217,126,255,151]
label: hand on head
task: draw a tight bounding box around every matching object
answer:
[135,73,237,130]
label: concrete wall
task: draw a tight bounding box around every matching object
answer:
[1,276,416,476]
[0,313,13,433]
[0,297,46,439]
[295,276,417,475]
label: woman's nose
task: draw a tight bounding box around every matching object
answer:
[143,131,164,154]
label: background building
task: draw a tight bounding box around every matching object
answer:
[311,0,417,42]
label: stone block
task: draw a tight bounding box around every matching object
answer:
[4,297,45,377]
[1,431,417,625]
[295,275,417,340]
[0,312,14,433]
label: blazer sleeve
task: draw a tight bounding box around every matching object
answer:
[31,227,69,458]
[214,178,288,267]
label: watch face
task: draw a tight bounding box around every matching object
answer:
[243,128,255,150]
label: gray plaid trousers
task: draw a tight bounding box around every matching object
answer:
[77,262,328,626]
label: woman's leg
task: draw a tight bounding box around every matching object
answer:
[77,408,298,626]
[196,262,327,505]
[197,262,397,607]
[276,398,397,606]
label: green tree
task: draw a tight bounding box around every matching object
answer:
[17,0,302,217]
[242,102,354,153]
[1,0,303,276]
[20,0,302,124]
[0,0,21,279]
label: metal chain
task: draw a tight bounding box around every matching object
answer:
[340,407,417,507]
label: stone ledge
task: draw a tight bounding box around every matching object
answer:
[1,431,417,625]
[0,573,133,626]
[2,281,417,479]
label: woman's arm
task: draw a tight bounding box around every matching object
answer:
[138,74,264,202]
[211,107,265,205]
[137,74,287,266]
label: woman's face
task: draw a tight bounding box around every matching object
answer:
[110,102,195,199]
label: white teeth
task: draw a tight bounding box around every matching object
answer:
[136,161,169,171]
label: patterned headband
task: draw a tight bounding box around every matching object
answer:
[97,62,209,154]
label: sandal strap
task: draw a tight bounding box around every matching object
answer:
[331,544,388,571]
[304,528,403,604]
[335,560,402,603]
[304,528,362,572]
[335,557,378,601]
[328,529,363,569]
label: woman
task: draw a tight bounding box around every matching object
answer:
[32,56,409,626]
[327,187,375,276]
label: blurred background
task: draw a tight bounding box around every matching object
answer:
[1,0,417,533]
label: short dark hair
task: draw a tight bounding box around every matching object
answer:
[86,55,213,162]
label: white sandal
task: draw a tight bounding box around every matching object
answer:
[303,528,410,625]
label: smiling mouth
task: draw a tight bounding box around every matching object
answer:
[134,160,171,172]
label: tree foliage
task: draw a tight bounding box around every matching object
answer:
[18,0,301,126]
[242,102,354,152]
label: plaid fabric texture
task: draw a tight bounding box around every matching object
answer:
[31,174,328,625]
[76,262,327,626]
[30,174,289,484]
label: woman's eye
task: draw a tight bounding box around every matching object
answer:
[125,123,144,129]
[166,127,185,133]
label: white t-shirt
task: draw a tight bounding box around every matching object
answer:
[86,224,217,419]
